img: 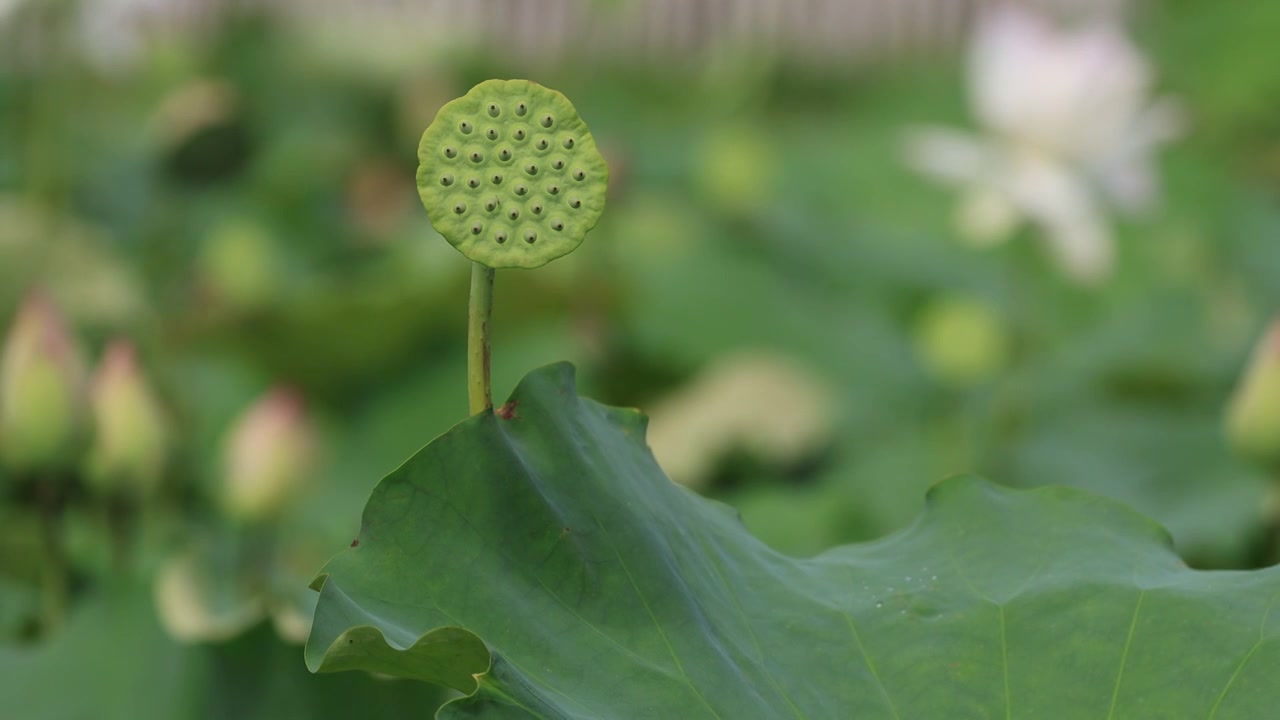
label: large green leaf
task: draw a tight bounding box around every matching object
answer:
[0,583,447,720]
[308,364,1280,718]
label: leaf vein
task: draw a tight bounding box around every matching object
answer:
[1206,589,1280,719]
[1106,589,1147,720]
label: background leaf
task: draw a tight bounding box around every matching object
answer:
[308,364,1280,719]
[0,583,448,720]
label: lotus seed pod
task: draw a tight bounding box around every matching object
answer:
[417,79,609,269]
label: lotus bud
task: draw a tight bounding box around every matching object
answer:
[0,291,86,472]
[220,388,314,522]
[1226,320,1280,470]
[913,296,1011,388]
[85,340,168,497]
[197,220,276,312]
[693,125,775,217]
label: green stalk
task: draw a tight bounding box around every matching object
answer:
[38,474,67,635]
[468,263,496,415]
[1266,480,1280,566]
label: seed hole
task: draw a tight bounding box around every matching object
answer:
[572,169,586,181]
[467,178,480,188]
[547,184,560,195]
[513,128,527,141]
[541,114,554,128]
[471,223,483,235]
[569,198,582,208]
[459,120,473,134]
[487,103,500,118]
[525,164,539,175]
[498,149,512,161]
[453,202,467,214]
[484,198,498,212]
[508,208,520,220]
[536,139,550,151]
[562,137,576,149]
[531,203,543,214]
[444,146,458,159]
[486,128,499,141]
[440,175,454,186]
[524,230,538,244]
[515,102,528,116]
[552,159,565,170]
[514,184,528,196]
[469,151,483,163]
[491,173,503,184]
[551,219,565,231]
[495,230,508,244]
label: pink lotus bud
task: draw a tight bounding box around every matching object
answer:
[1227,320,1280,470]
[85,340,168,496]
[220,387,314,521]
[0,291,86,472]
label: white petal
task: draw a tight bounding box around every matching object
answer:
[967,5,1160,163]
[902,127,994,185]
[955,185,1020,248]
[1089,98,1186,212]
[969,6,1054,136]
[1006,155,1114,283]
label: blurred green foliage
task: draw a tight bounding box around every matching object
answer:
[1,1,1278,717]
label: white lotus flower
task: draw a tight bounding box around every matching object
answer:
[906,6,1182,283]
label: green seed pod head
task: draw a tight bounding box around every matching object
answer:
[417,79,609,269]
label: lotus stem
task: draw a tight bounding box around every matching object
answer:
[468,262,495,414]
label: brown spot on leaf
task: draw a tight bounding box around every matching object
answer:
[350,538,360,547]
[497,400,519,420]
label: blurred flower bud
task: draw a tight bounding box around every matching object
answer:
[913,296,1011,388]
[220,388,314,522]
[85,340,168,497]
[197,220,277,312]
[154,546,264,644]
[1226,321,1280,470]
[0,291,86,472]
[693,125,775,217]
